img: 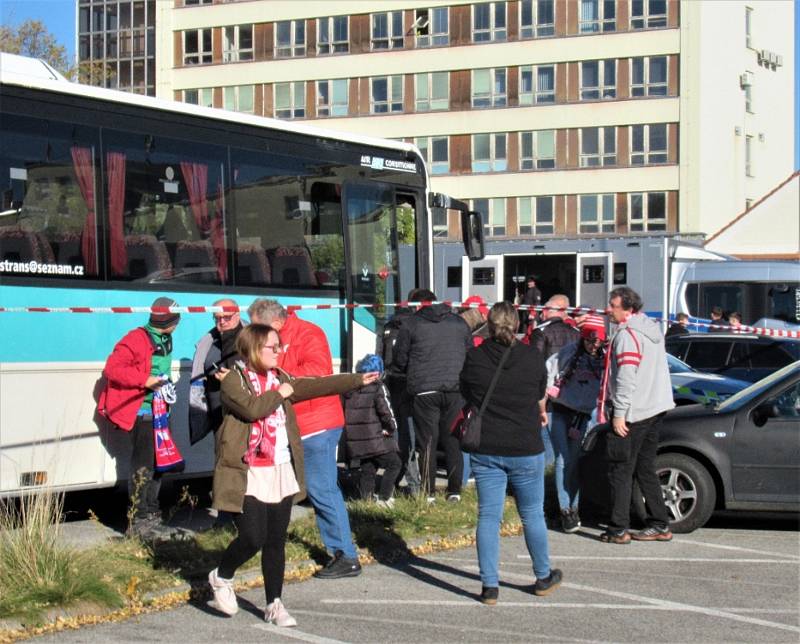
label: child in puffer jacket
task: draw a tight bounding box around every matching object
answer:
[343,354,402,507]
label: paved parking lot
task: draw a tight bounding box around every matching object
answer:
[38,519,799,643]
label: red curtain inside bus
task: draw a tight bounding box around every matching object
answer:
[70,146,98,275]
[107,151,128,276]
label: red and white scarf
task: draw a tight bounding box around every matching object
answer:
[243,368,287,467]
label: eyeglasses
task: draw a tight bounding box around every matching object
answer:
[261,344,283,354]
[214,313,238,324]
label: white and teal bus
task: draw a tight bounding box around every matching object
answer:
[0,53,483,495]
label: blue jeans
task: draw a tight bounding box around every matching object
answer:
[302,428,357,559]
[548,409,585,512]
[462,451,472,486]
[470,452,551,587]
[541,414,555,467]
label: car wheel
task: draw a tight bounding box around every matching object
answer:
[655,453,715,533]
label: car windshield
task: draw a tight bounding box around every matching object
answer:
[716,360,800,411]
[666,354,695,374]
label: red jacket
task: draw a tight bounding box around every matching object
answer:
[277,313,344,437]
[98,327,154,431]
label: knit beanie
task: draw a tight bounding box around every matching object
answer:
[149,297,181,329]
[578,314,606,341]
[356,353,384,374]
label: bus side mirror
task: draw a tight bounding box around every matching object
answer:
[461,210,485,261]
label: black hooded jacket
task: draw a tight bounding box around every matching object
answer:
[460,338,547,456]
[393,303,472,395]
[530,318,580,359]
[343,381,399,459]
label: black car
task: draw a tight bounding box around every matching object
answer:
[665,333,800,383]
[654,360,800,532]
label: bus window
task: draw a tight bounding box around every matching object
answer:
[102,129,228,285]
[0,113,100,278]
[769,284,800,324]
[229,148,344,289]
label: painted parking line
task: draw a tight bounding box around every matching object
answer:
[252,623,349,644]
[515,555,800,564]
[469,567,800,635]
[673,538,800,560]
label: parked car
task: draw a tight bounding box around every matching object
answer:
[580,361,800,533]
[665,333,800,382]
[667,354,750,405]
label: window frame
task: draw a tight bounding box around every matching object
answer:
[183,87,213,108]
[415,71,449,112]
[579,0,616,33]
[579,193,616,233]
[518,195,555,235]
[274,81,306,119]
[222,24,254,63]
[370,75,404,114]
[472,68,508,108]
[520,0,555,38]
[631,56,668,97]
[472,2,507,43]
[580,59,616,100]
[472,197,507,237]
[630,123,668,165]
[629,191,667,232]
[317,15,349,55]
[579,126,617,167]
[415,7,449,47]
[275,19,306,58]
[316,79,348,117]
[631,0,668,30]
[415,135,450,175]
[471,132,508,173]
[183,28,212,65]
[371,11,404,50]
[519,65,555,105]
[520,130,556,169]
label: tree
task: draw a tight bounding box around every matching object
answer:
[0,19,70,75]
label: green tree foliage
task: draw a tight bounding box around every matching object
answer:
[0,19,70,74]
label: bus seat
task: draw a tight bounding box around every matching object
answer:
[174,240,220,283]
[270,246,317,287]
[0,226,44,263]
[235,243,271,285]
[124,234,171,279]
[52,232,82,265]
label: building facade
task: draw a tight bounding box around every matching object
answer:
[152,0,795,298]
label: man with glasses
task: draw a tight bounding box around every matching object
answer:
[189,299,244,446]
[248,298,362,579]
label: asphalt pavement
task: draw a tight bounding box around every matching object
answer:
[35,519,800,643]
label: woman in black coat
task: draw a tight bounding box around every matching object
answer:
[460,301,563,605]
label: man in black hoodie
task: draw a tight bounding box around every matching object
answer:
[393,289,472,501]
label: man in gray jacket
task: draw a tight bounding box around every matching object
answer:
[601,287,675,544]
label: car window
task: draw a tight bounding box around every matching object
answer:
[666,353,694,373]
[744,342,795,369]
[665,339,689,362]
[729,343,752,370]
[773,381,800,418]
[719,362,800,412]
[685,340,732,370]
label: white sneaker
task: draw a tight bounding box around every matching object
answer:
[446,494,461,503]
[426,496,436,505]
[265,598,297,627]
[375,498,395,509]
[208,568,238,616]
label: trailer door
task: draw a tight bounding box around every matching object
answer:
[576,252,613,311]
[462,254,503,303]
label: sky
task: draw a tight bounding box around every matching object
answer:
[1,0,800,169]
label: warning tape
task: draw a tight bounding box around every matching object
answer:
[0,301,797,339]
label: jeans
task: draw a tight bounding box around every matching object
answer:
[471,452,551,586]
[548,409,586,512]
[412,392,463,497]
[541,413,555,467]
[302,428,357,559]
[462,451,472,486]
[607,414,671,532]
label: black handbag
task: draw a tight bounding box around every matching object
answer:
[453,345,513,452]
[581,422,609,453]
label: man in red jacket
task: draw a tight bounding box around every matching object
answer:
[98,296,181,539]
[248,298,361,579]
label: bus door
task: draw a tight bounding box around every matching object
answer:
[342,182,406,371]
[462,254,503,304]
[576,252,613,312]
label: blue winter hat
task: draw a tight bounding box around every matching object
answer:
[356,353,384,374]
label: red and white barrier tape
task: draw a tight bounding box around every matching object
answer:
[0,301,797,339]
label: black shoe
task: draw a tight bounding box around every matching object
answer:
[314,550,362,579]
[631,525,673,541]
[533,569,563,597]
[560,509,581,534]
[480,586,498,605]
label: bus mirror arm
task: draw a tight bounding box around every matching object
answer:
[428,193,485,261]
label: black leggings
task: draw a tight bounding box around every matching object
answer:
[218,495,293,604]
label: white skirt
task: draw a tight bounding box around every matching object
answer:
[245,461,300,504]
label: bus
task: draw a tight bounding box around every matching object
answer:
[0,53,483,496]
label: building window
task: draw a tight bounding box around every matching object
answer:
[580,194,616,233]
[518,196,554,235]
[520,0,555,38]
[371,11,403,49]
[581,60,616,100]
[745,135,754,177]
[223,25,253,62]
[520,130,555,169]
[472,133,508,172]
[631,56,668,96]
[519,65,555,104]
[745,6,753,48]
[275,81,305,119]
[415,72,449,111]
[184,87,213,107]
[371,76,403,113]
[275,20,306,58]
[318,16,348,55]
[631,124,668,164]
[580,127,616,166]
[472,2,507,42]
[579,0,616,33]
[416,136,449,175]
[184,0,213,5]
[472,68,507,107]
[316,79,348,117]
[631,0,667,29]
[473,198,506,237]
[183,28,212,65]
[629,192,667,231]
[224,85,255,113]
[415,7,449,47]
